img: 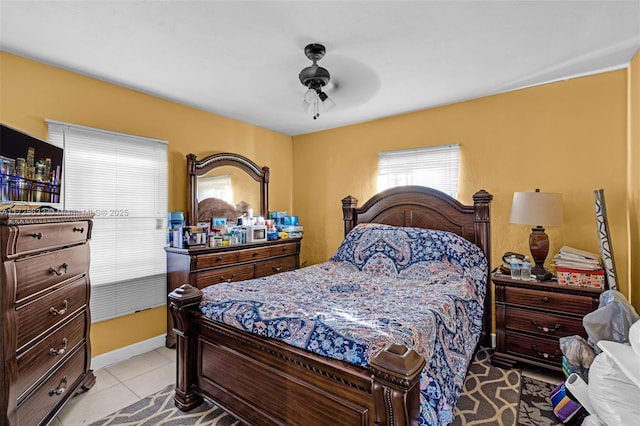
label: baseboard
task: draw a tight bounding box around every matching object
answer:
[91,335,166,371]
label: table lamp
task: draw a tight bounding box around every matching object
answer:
[509,189,563,281]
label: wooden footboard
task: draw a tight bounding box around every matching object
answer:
[169,284,425,425]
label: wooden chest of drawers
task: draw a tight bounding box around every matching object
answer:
[165,238,302,347]
[1,211,95,425]
[492,273,603,371]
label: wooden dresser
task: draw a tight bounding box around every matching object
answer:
[165,237,302,347]
[492,273,603,371]
[1,211,95,426]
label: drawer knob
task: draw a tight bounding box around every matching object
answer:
[49,338,68,356]
[542,296,550,303]
[49,263,69,276]
[73,227,85,233]
[531,345,561,360]
[282,247,288,252]
[272,264,283,273]
[219,274,235,283]
[253,252,259,257]
[31,232,43,239]
[216,256,223,262]
[49,376,68,397]
[50,300,69,316]
[531,320,561,333]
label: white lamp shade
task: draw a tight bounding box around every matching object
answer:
[510,191,563,227]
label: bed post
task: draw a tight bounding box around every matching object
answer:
[370,344,426,426]
[342,195,358,235]
[472,189,493,347]
[168,284,204,411]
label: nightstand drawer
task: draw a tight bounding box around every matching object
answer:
[504,286,594,315]
[504,306,586,338]
[505,332,563,365]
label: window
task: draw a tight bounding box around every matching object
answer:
[378,144,460,198]
[47,120,168,322]
[197,174,232,204]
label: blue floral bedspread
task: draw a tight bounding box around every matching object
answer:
[200,223,488,425]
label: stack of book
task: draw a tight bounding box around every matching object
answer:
[553,246,605,288]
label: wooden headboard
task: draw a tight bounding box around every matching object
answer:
[341,186,493,343]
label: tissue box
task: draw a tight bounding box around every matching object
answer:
[557,267,605,288]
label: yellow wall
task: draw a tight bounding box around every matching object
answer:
[629,50,640,309]
[0,52,294,355]
[292,70,634,307]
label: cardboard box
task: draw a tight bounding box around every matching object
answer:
[556,267,605,288]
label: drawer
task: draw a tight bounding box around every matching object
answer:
[193,264,255,288]
[16,311,86,400]
[504,331,563,366]
[504,306,587,338]
[503,286,594,315]
[16,346,86,426]
[11,221,90,257]
[16,277,88,352]
[14,243,90,304]
[194,251,239,270]
[255,255,297,278]
[269,242,298,257]
[238,246,272,263]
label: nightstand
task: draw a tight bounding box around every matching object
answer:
[491,273,603,371]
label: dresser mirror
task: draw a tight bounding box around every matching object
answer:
[187,152,269,225]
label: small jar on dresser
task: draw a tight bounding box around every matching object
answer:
[491,273,604,371]
[1,211,95,425]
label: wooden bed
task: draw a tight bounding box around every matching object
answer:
[169,186,492,425]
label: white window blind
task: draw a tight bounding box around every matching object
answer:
[47,120,168,322]
[378,144,460,198]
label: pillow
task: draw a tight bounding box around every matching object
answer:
[330,223,487,280]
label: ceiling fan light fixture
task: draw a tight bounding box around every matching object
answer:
[318,91,336,111]
[303,88,317,104]
[299,43,335,119]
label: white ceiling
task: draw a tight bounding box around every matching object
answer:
[1,1,639,136]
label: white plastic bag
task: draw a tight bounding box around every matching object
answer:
[581,414,607,426]
[587,350,640,425]
[583,290,639,351]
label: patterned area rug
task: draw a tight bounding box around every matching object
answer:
[453,346,521,425]
[517,376,560,426]
[89,386,240,426]
[517,377,586,426]
[90,347,564,425]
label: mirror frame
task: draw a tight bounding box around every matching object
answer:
[187,152,270,225]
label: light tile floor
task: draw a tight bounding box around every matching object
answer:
[52,346,176,425]
[52,346,563,425]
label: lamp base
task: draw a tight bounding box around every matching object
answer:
[529,226,553,281]
[532,265,553,281]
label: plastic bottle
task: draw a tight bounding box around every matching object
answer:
[510,257,522,280]
[521,257,532,280]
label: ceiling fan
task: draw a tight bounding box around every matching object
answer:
[299,43,336,119]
